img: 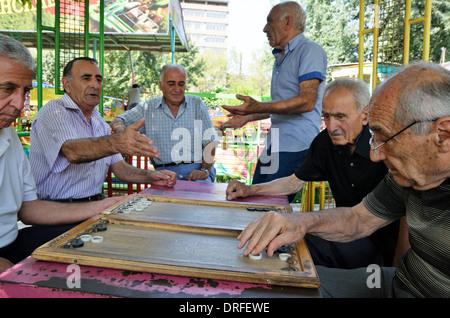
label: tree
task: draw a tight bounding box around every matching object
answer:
[409,0,449,63]
[302,0,448,65]
[303,0,369,65]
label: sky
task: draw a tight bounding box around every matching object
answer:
[227,0,274,74]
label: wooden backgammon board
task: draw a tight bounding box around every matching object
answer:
[32,194,320,288]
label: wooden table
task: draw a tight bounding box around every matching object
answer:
[0,181,321,299]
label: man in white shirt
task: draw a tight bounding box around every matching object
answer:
[0,34,123,273]
[123,84,145,110]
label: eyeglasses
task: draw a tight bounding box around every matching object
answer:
[369,118,438,154]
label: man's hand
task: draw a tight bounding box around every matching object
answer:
[226,180,251,200]
[186,169,209,181]
[237,211,305,257]
[221,94,262,116]
[0,257,14,273]
[114,118,159,158]
[150,170,177,187]
[220,114,250,130]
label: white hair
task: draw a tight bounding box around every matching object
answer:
[0,34,34,71]
[393,61,450,134]
[160,64,186,82]
[277,1,307,32]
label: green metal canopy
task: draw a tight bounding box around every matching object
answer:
[0,0,189,109]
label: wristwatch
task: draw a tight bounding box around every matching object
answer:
[200,168,210,177]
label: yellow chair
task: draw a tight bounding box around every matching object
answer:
[300,181,329,212]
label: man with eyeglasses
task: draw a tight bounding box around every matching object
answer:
[236,62,449,298]
[226,78,401,269]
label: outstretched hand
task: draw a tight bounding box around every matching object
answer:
[219,114,249,130]
[221,94,260,116]
[115,118,159,158]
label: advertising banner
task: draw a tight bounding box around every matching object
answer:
[0,0,170,34]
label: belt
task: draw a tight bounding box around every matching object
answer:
[154,162,190,168]
[52,194,105,203]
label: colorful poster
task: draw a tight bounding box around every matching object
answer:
[0,0,169,35]
[90,0,169,34]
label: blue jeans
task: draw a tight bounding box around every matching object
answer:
[128,103,139,110]
[252,147,308,201]
[155,162,216,183]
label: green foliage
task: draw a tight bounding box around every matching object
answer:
[29,0,450,102]
[409,0,449,63]
[303,0,368,64]
[215,173,242,183]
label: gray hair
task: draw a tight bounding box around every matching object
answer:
[277,1,307,32]
[160,64,186,82]
[324,77,370,114]
[0,34,34,71]
[392,61,450,135]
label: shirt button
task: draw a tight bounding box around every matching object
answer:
[350,162,354,167]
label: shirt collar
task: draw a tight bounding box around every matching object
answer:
[353,125,371,159]
[272,32,305,56]
[157,96,189,109]
[61,93,80,110]
[332,125,371,159]
[61,93,102,120]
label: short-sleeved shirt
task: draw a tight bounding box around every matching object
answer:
[363,174,450,298]
[118,95,219,166]
[295,125,387,207]
[126,87,144,104]
[30,94,123,200]
[294,126,399,262]
[268,32,327,153]
[0,127,38,248]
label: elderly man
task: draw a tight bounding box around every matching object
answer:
[30,57,176,202]
[227,78,401,269]
[0,35,123,272]
[237,62,449,298]
[221,1,327,197]
[111,64,219,182]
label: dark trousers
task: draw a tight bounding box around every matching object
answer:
[0,223,80,264]
[305,234,385,269]
[252,148,308,202]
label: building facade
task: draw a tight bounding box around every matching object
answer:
[180,0,229,54]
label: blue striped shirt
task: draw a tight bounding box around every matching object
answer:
[118,95,218,166]
[30,94,123,200]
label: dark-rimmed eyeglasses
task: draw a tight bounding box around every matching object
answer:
[369,118,438,154]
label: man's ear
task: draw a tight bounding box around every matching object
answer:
[361,107,369,125]
[435,116,450,152]
[284,15,292,31]
[61,77,70,93]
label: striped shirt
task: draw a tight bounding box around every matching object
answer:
[30,94,123,200]
[363,174,450,297]
[118,95,218,166]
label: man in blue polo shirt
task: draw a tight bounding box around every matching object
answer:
[221,1,327,198]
